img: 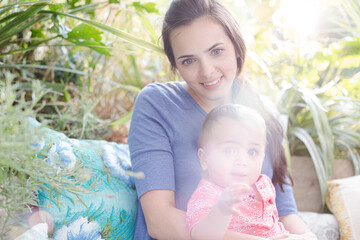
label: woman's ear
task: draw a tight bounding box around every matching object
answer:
[198,148,208,171]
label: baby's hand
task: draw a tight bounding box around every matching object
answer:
[216,182,251,215]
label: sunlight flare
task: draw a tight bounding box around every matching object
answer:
[273,0,325,37]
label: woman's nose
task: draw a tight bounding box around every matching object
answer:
[199,60,214,78]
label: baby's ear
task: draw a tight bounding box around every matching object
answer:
[198,148,208,171]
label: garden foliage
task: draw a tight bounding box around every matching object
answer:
[0,1,359,235]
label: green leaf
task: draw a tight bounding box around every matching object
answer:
[110,110,133,126]
[0,0,52,11]
[127,54,142,87]
[40,10,164,54]
[338,37,360,58]
[63,88,71,102]
[66,23,112,56]
[30,27,46,39]
[0,39,10,50]
[0,3,47,41]
[68,23,102,42]
[300,86,334,178]
[48,14,71,36]
[336,140,360,175]
[137,13,158,43]
[65,38,112,56]
[30,27,46,45]
[247,50,272,81]
[18,82,65,93]
[292,127,327,208]
[49,3,64,13]
[0,64,86,76]
[67,0,82,9]
[109,0,120,3]
[1,15,47,44]
[132,2,159,14]
[0,12,20,24]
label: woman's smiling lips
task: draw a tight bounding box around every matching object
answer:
[201,76,222,89]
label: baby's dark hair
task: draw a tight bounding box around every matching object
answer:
[198,104,266,147]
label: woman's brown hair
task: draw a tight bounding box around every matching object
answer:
[162,0,246,74]
[161,0,292,190]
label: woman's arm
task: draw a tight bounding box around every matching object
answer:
[223,231,268,240]
[140,190,190,240]
[279,214,312,234]
[140,189,269,240]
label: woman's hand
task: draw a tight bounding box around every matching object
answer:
[217,182,252,215]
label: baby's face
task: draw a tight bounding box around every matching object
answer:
[198,117,266,188]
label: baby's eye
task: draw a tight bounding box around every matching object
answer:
[248,149,258,157]
[222,147,237,156]
[182,58,194,65]
[212,49,223,56]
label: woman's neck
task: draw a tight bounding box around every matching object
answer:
[181,82,232,113]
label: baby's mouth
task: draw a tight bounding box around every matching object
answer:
[231,172,247,180]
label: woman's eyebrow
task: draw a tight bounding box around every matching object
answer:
[177,54,194,60]
[177,42,224,60]
[205,43,223,53]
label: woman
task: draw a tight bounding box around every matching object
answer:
[128,0,312,239]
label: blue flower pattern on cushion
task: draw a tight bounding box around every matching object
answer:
[45,140,77,170]
[29,119,138,240]
[53,217,104,240]
[102,143,135,188]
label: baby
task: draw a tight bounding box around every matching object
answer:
[186,104,316,240]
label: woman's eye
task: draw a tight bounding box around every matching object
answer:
[182,59,194,65]
[212,49,223,55]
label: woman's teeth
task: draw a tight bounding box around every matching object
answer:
[203,77,221,86]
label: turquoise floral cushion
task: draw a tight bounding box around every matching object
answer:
[29,118,138,240]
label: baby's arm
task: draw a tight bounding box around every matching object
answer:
[190,183,255,240]
[191,199,232,240]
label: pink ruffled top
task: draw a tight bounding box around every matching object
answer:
[186,174,288,238]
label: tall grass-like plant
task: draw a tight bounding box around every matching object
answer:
[277,82,360,209]
[228,0,360,211]
[332,0,360,37]
[0,1,162,57]
[0,0,165,139]
[0,74,95,238]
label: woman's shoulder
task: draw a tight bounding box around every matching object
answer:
[136,81,193,110]
[139,81,184,98]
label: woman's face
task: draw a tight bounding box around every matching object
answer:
[170,16,238,111]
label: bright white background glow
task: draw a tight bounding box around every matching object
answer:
[273,0,325,38]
